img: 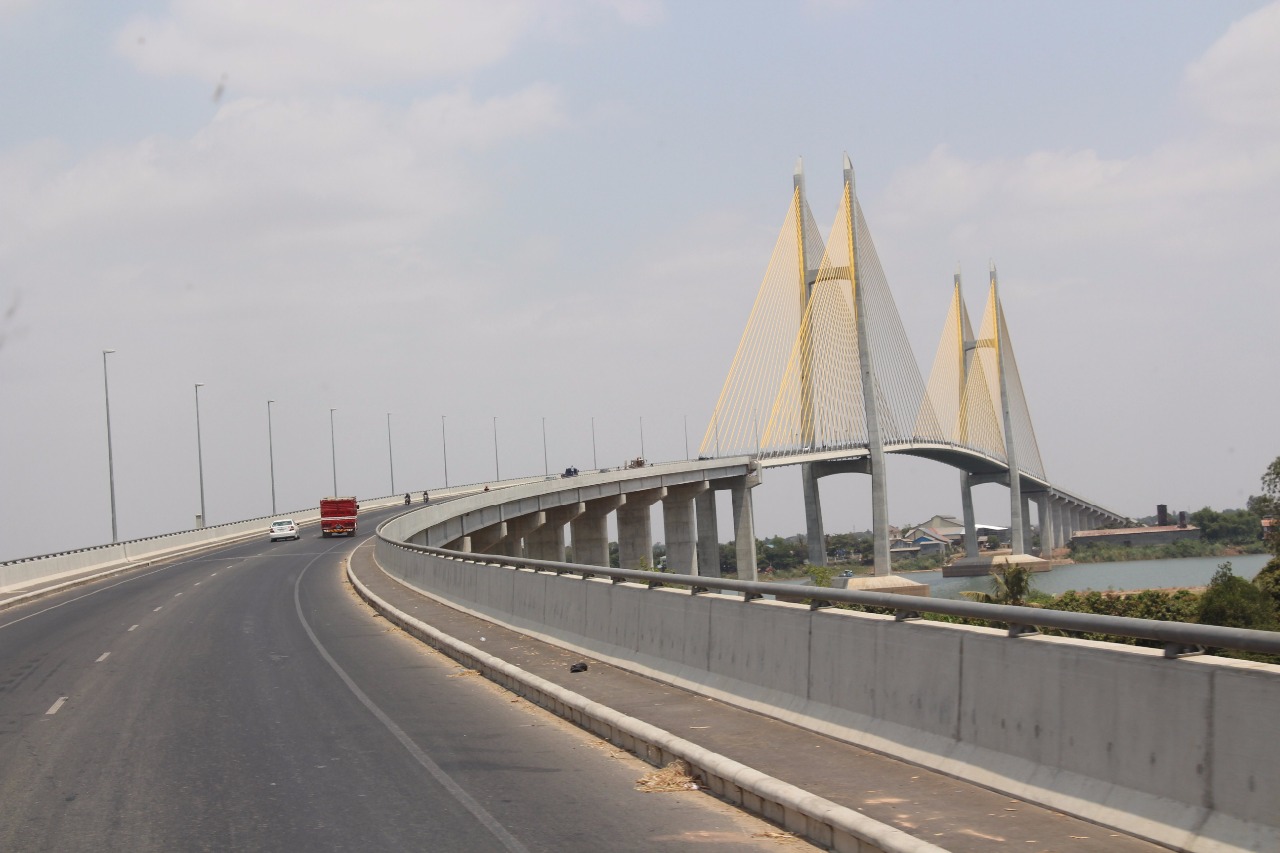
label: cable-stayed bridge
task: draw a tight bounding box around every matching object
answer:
[701,155,1128,576]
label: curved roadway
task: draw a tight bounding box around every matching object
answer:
[0,505,803,852]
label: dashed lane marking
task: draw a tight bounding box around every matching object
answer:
[194,582,202,586]
[96,652,110,662]
[153,607,162,612]
[46,697,68,715]
[128,624,139,632]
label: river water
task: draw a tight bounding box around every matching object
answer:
[903,553,1274,600]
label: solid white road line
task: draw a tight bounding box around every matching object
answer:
[46,696,68,715]
[96,652,110,662]
[294,557,530,853]
[128,624,139,632]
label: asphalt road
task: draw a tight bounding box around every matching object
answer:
[0,506,805,852]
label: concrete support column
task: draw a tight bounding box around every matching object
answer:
[1038,494,1055,558]
[526,504,582,562]
[470,522,506,554]
[570,495,623,567]
[617,487,666,570]
[695,489,720,577]
[663,483,708,575]
[730,469,761,581]
[801,462,825,566]
[1020,493,1033,555]
[496,514,539,558]
[960,471,979,558]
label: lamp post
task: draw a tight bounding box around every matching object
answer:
[386,412,396,495]
[542,417,548,476]
[194,383,206,528]
[102,350,118,542]
[639,416,646,461]
[441,415,449,487]
[329,408,338,496]
[591,416,598,470]
[492,416,500,481]
[683,414,689,461]
[267,400,277,516]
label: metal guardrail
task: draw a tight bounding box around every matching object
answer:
[382,537,1280,658]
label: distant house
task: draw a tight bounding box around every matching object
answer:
[905,515,1007,548]
[910,529,952,555]
[1071,525,1200,548]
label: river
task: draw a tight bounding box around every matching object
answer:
[903,553,1274,600]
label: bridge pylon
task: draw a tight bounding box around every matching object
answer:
[924,263,1049,566]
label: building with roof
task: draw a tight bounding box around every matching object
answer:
[1070,525,1200,549]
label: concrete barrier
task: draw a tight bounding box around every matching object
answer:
[348,562,946,853]
[374,540,1280,853]
[0,493,415,599]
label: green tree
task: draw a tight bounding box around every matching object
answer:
[1198,562,1276,630]
[718,542,736,575]
[961,564,1037,606]
[758,535,806,572]
[803,563,835,588]
[1262,456,1280,555]
[1189,507,1264,544]
[1253,557,1280,609]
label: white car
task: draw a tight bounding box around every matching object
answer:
[269,519,300,541]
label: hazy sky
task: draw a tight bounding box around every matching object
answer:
[2,0,1277,562]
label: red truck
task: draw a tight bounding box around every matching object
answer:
[320,496,358,537]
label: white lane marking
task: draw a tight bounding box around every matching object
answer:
[128,624,139,632]
[294,556,529,853]
[46,697,68,715]
[0,563,182,631]
[211,572,218,576]
[194,582,201,586]
[154,606,163,612]
[96,652,111,662]
[174,593,182,597]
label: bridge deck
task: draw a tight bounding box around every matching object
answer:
[352,545,1164,853]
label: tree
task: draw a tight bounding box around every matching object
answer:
[961,564,1036,606]
[1189,506,1265,544]
[1262,456,1280,556]
[804,563,835,588]
[1198,562,1275,630]
[1253,557,1280,609]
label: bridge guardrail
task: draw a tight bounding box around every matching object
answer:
[383,542,1280,658]
[0,492,418,598]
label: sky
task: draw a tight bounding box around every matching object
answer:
[2,0,1278,562]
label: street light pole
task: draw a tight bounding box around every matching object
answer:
[591,416,598,470]
[639,416,646,460]
[492,416,500,481]
[102,350,118,542]
[194,383,206,528]
[387,412,395,495]
[683,414,689,461]
[441,415,449,487]
[542,417,548,476]
[329,408,338,496]
[267,400,277,516]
